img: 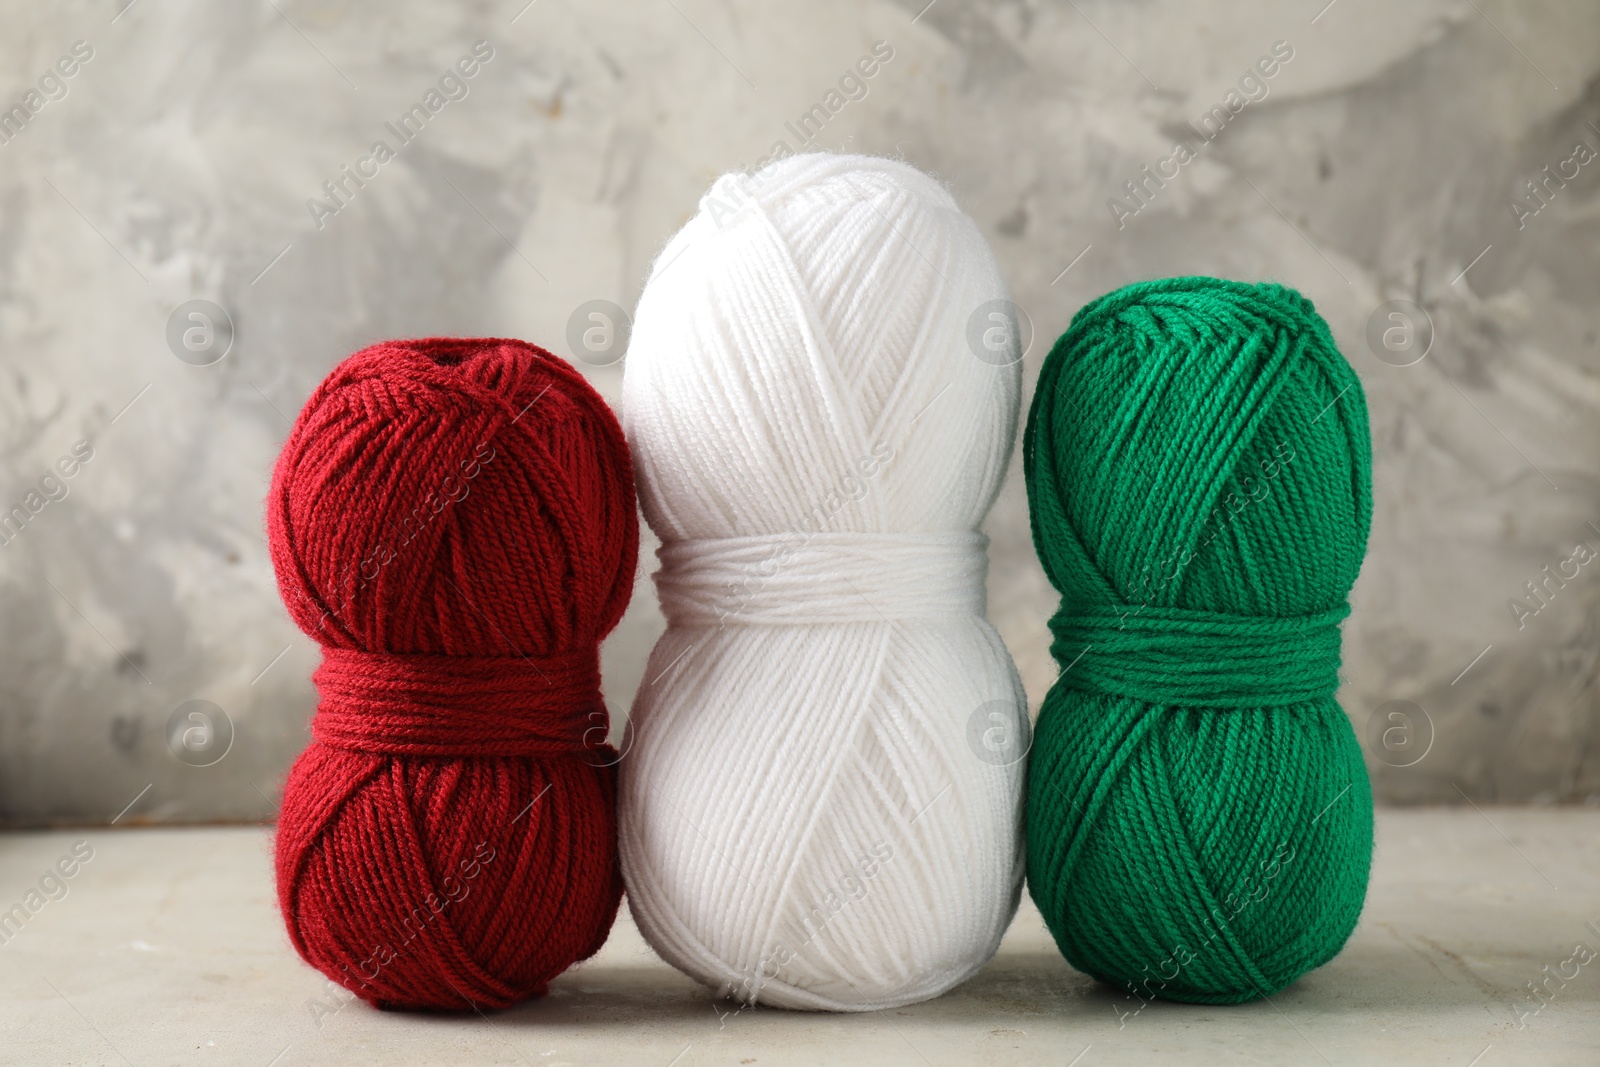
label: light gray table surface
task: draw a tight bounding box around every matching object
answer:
[1,808,1596,1066]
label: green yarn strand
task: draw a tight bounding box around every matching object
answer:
[1047,603,1348,708]
[1023,276,1374,1004]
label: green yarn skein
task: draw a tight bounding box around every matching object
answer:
[1022,276,1374,1004]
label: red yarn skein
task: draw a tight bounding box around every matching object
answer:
[267,337,638,1011]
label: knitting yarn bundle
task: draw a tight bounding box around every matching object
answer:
[619,154,1026,1010]
[268,338,637,1011]
[1023,277,1374,1003]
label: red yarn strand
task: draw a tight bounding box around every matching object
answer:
[268,337,637,1011]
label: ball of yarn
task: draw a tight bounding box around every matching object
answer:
[618,154,1027,1011]
[267,337,638,1011]
[1023,277,1374,1003]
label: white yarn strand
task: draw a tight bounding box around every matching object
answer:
[619,153,1026,1011]
[655,533,988,625]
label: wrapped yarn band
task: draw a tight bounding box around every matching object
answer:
[311,648,603,757]
[1047,604,1348,708]
[655,533,988,626]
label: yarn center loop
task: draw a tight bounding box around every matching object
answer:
[1046,602,1349,708]
[654,532,988,625]
[312,647,603,757]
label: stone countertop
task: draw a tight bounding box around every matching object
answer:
[1,808,1596,1065]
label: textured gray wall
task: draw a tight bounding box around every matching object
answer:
[0,0,1595,825]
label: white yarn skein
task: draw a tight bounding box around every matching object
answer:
[619,153,1026,1011]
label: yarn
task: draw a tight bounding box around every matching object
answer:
[267,337,637,1011]
[618,153,1027,1011]
[1023,277,1374,1004]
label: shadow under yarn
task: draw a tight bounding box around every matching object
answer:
[1022,276,1375,1004]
